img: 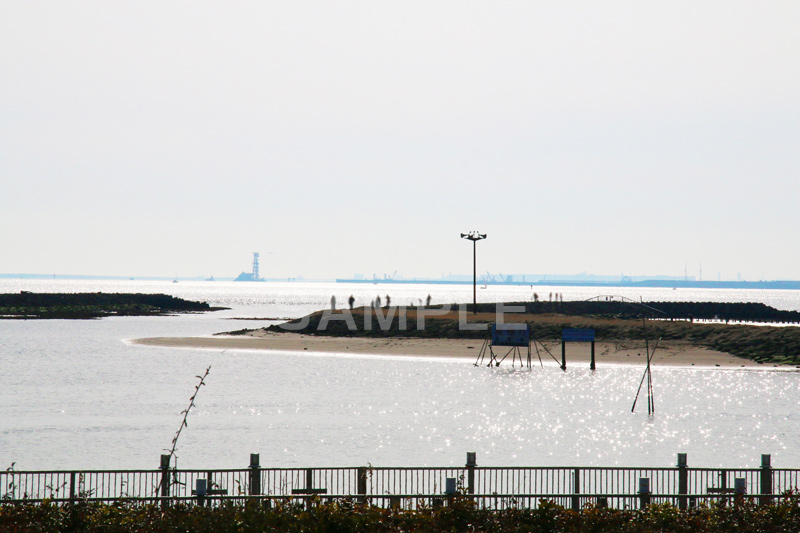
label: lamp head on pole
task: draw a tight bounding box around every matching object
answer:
[460,231,487,242]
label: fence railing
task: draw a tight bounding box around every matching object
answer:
[2,453,798,510]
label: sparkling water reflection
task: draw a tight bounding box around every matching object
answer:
[1,280,799,471]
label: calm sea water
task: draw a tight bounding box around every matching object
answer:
[1,279,799,471]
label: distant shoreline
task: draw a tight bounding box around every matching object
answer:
[5,275,800,291]
[336,278,800,290]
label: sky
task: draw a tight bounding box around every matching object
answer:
[2,2,799,280]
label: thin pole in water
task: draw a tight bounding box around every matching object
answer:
[631,318,659,414]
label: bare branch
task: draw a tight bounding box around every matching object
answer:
[165,365,211,464]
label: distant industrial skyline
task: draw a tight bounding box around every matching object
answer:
[2,2,799,281]
[0,267,778,284]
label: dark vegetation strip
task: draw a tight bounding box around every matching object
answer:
[0,292,227,319]
[3,498,800,532]
[472,300,800,323]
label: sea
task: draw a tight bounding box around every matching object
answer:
[1,279,799,472]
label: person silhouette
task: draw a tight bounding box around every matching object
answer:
[348,295,355,310]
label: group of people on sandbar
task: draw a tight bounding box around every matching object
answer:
[330,293,433,310]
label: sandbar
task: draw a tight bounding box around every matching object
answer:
[131,331,763,368]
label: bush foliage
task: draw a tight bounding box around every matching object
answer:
[3,497,800,532]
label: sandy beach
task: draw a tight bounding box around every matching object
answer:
[131,331,763,368]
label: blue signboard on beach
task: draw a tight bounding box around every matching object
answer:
[562,328,595,342]
[492,323,530,347]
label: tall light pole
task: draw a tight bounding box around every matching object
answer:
[460,231,487,314]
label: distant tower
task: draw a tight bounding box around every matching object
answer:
[234,252,264,282]
[252,252,260,280]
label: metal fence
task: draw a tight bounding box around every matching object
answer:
[2,453,798,510]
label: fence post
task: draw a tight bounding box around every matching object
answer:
[445,477,456,506]
[195,478,207,507]
[466,452,477,497]
[389,495,401,510]
[159,455,171,509]
[561,341,567,370]
[590,341,596,370]
[571,468,580,510]
[719,469,728,507]
[734,478,746,506]
[760,454,773,506]
[357,467,368,503]
[69,472,76,503]
[249,454,261,496]
[677,453,688,510]
[638,477,651,509]
[305,469,314,510]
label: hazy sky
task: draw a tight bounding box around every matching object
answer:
[2,2,799,280]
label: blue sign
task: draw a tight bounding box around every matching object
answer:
[492,323,530,347]
[562,328,595,342]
